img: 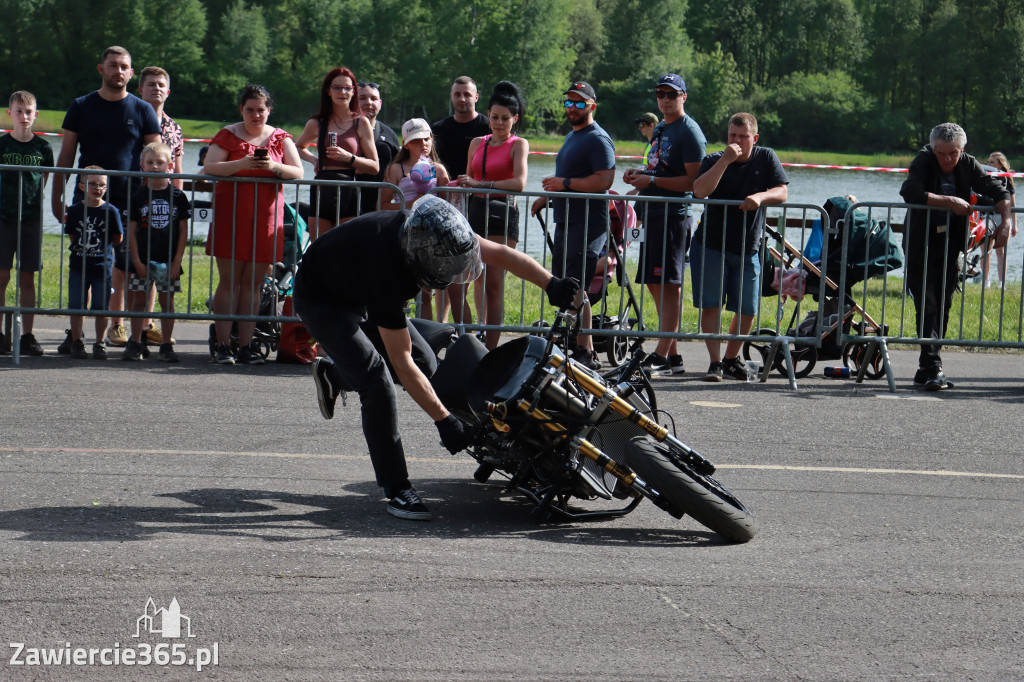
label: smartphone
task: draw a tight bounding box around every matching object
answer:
[254,148,269,159]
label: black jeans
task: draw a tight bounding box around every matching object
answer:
[293,270,436,497]
[904,224,960,369]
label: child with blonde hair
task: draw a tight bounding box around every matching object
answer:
[123,142,191,362]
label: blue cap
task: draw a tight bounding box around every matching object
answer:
[657,74,687,93]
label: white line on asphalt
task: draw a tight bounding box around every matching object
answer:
[2,446,1022,480]
[719,464,1024,479]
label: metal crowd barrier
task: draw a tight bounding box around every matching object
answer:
[0,165,401,363]
[430,186,830,388]
[5,163,1019,391]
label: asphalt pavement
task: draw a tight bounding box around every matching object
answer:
[1,320,1022,681]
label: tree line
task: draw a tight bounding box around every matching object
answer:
[2,0,1021,156]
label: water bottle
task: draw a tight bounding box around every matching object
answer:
[824,366,850,378]
[746,361,762,383]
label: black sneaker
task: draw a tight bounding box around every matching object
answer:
[644,353,685,376]
[704,361,724,382]
[70,338,88,359]
[239,342,265,365]
[92,343,108,360]
[572,345,602,371]
[57,329,73,355]
[386,488,432,521]
[158,343,179,363]
[913,368,928,385]
[312,357,338,420]
[722,357,749,381]
[923,366,950,391]
[214,343,235,365]
[641,352,668,370]
[20,333,44,356]
[121,339,144,361]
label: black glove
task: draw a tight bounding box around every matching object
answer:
[435,415,471,455]
[545,276,580,309]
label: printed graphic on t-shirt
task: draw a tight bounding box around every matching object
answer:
[73,212,112,257]
[647,135,669,171]
[138,198,174,232]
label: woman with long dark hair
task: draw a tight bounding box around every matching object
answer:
[296,67,379,239]
[455,81,528,348]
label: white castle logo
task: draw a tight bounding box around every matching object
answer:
[133,598,196,639]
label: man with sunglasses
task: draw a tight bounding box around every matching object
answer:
[530,81,616,370]
[356,81,400,213]
[623,74,706,377]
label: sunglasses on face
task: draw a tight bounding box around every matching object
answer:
[357,82,380,90]
[563,100,588,109]
[656,90,681,99]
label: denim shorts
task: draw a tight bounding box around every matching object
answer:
[68,267,112,311]
[689,242,760,316]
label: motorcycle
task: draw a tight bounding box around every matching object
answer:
[412,307,759,543]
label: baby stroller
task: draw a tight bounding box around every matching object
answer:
[207,203,310,360]
[536,192,646,367]
[743,196,903,379]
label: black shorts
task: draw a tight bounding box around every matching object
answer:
[311,170,358,224]
[635,213,692,285]
[467,196,520,242]
[550,223,607,288]
[0,219,42,272]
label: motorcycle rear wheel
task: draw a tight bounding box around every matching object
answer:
[624,437,758,543]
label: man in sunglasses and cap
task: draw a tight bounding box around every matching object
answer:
[294,196,580,521]
[530,81,616,370]
[623,74,707,377]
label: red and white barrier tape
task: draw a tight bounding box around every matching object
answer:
[6,130,1023,177]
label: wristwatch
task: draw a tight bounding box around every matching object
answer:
[563,177,571,190]
[649,175,656,188]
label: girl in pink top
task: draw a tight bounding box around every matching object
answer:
[455,81,529,348]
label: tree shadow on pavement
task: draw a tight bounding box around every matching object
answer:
[0,478,723,547]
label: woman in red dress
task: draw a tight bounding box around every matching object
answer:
[203,84,303,365]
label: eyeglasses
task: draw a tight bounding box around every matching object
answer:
[656,90,681,99]
[563,100,588,109]
[330,86,354,93]
[357,82,380,90]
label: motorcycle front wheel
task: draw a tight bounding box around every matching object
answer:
[624,437,758,543]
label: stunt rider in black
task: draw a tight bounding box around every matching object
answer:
[293,196,579,520]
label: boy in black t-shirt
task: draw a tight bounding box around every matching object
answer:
[0,91,54,355]
[123,142,191,362]
[64,167,123,359]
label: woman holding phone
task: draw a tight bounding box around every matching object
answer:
[203,84,303,365]
[296,67,378,239]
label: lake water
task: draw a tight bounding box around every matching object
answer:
[39,138,1023,281]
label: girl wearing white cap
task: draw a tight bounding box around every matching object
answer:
[381,119,451,319]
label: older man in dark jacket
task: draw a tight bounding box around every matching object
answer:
[900,122,1012,390]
